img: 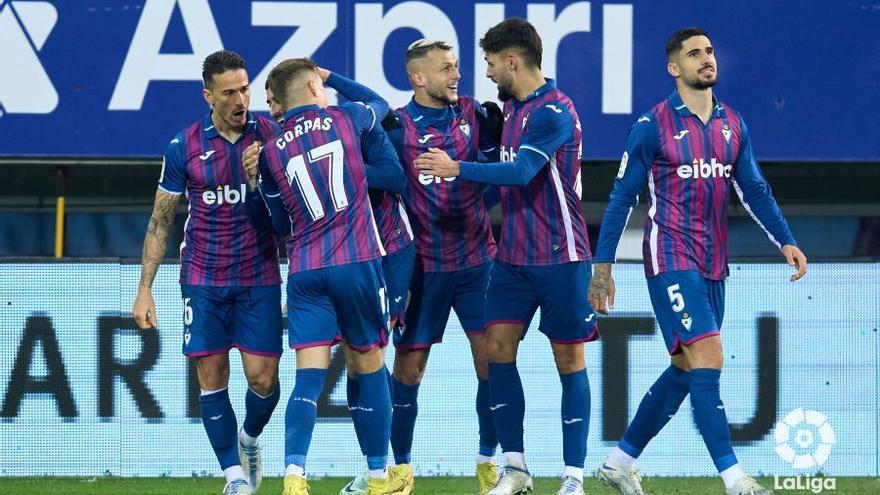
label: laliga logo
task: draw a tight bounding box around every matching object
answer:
[773,408,837,493]
[676,158,732,179]
[0,0,58,117]
[202,184,248,206]
[774,408,836,469]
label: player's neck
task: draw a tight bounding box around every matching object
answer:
[677,86,714,124]
[513,70,546,101]
[210,112,244,144]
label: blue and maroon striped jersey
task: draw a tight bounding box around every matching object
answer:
[494,80,590,265]
[259,103,386,272]
[158,112,281,287]
[391,96,497,272]
[362,127,413,257]
[594,92,797,280]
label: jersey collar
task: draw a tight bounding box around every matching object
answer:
[282,104,322,123]
[512,78,556,109]
[404,98,455,131]
[668,91,727,120]
[202,111,259,140]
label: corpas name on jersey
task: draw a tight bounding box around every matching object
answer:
[677,158,732,179]
[203,184,247,205]
[276,117,333,150]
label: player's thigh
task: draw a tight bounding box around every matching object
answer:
[452,260,493,336]
[646,270,721,356]
[286,269,341,350]
[231,285,283,358]
[529,261,599,344]
[397,262,455,350]
[181,285,234,357]
[327,259,389,351]
[382,243,416,327]
[484,261,539,331]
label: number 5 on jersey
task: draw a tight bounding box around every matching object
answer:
[284,139,347,221]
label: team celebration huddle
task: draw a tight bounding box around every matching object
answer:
[131,17,807,495]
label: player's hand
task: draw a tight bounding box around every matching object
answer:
[477,101,503,143]
[132,286,157,330]
[781,244,807,282]
[589,263,615,314]
[243,141,261,191]
[316,67,331,82]
[414,148,460,178]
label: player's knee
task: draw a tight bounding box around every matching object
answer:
[486,337,516,363]
[247,373,277,396]
[552,351,585,375]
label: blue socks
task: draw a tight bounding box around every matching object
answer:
[488,362,526,454]
[390,376,419,465]
[346,377,366,452]
[560,369,590,468]
[242,384,280,439]
[199,388,240,469]
[476,378,498,457]
[619,365,690,457]
[357,367,393,470]
[284,368,328,470]
[690,368,737,472]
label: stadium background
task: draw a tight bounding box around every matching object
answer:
[1,0,878,483]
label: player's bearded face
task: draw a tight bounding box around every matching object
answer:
[422,50,461,105]
[676,36,717,90]
[484,52,514,101]
[206,69,251,130]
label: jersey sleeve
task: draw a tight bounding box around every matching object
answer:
[362,126,407,194]
[157,134,186,194]
[457,104,573,186]
[517,103,575,162]
[731,118,797,248]
[256,149,291,235]
[593,115,658,262]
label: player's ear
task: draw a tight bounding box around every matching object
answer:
[667,61,680,78]
[506,50,517,72]
[202,87,214,107]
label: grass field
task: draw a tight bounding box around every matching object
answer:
[6,476,878,495]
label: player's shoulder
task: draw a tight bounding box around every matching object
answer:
[531,97,575,128]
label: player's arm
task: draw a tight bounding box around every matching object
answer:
[732,118,806,281]
[257,152,293,237]
[589,116,657,314]
[321,69,389,132]
[475,100,502,161]
[132,140,185,329]
[414,104,572,185]
[361,126,407,194]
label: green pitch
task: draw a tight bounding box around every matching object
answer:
[6,477,879,495]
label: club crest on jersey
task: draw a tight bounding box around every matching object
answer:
[721,123,732,143]
[681,312,693,331]
[183,329,191,347]
[521,114,529,130]
[458,118,471,137]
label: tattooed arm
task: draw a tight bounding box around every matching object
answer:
[132,189,181,329]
